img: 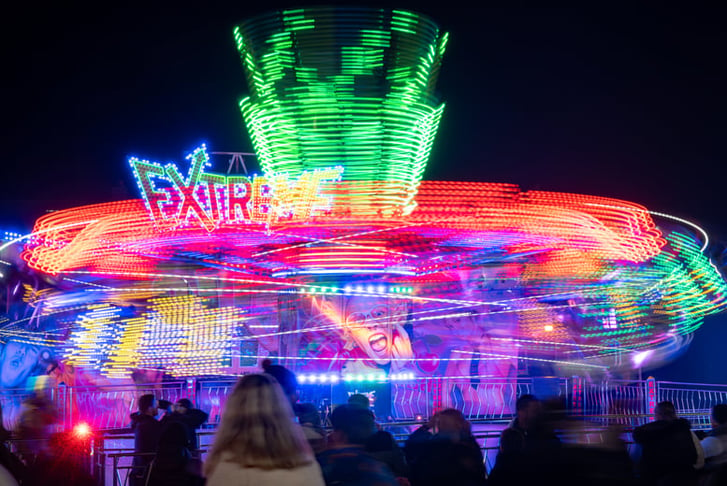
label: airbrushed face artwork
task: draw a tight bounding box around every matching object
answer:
[295,295,413,374]
[0,341,42,389]
[342,297,411,366]
[289,269,523,381]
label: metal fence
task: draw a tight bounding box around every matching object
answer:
[656,381,727,428]
[195,376,564,423]
[1,382,187,432]
[0,388,34,431]
[391,376,567,420]
[65,382,187,430]
[582,379,649,426]
[2,376,724,433]
[197,380,237,425]
[4,376,726,486]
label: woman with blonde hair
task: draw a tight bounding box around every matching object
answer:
[204,373,324,485]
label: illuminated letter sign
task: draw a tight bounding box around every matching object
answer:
[130,145,343,230]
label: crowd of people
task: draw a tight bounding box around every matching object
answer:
[129,395,208,486]
[485,396,727,486]
[1,364,726,486]
[128,363,727,486]
[0,395,95,485]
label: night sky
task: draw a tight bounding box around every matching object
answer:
[3,4,726,382]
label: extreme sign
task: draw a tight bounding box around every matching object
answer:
[130,145,343,231]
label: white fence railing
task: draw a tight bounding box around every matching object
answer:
[2,376,724,432]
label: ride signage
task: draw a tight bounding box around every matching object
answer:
[130,145,343,231]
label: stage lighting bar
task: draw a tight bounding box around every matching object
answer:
[297,372,416,384]
[297,373,341,384]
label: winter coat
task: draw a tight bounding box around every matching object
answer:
[161,408,208,450]
[130,412,162,470]
[632,418,699,484]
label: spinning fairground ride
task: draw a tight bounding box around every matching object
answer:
[2,7,725,421]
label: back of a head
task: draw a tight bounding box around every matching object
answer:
[437,408,471,439]
[206,373,311,475]
[655,401,677,420]
[176,398,192,409]
[138,394,155,413]
[365,430,397,452]
[516,394,539,412]
[347,393,371,410]
[295,402,322,427]
[227,373,293,424]
[712,403,727,425]
[261,360,298,398]
[540,396,568,425]
[331,404,376,445]
[23,395,51,410]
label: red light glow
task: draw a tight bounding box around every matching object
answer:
[73,422,92,439]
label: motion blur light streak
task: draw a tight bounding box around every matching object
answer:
[235,8,447,216]
[16,194,725,377]
[3,6,724,388]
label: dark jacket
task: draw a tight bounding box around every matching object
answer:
[366,430,409,479]
[160,408,208,450]
[488,450,532,486]
[632,418,698,484]
[508,416,561,454]
[406,429,487,486]
[147,422,203,486]
[317,445,399,486]
[130,412,162,469]
[701,424,727,486]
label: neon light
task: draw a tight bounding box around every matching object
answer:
[62,296,245,377]
[234,7,447,216]
[12,7,727,383]
[646,377,657,415]
[130,145,343,230]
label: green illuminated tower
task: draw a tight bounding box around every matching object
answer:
[234,7,448,216]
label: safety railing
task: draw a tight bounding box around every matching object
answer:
[62,382,187,430]
[197,380,237,425]
[0,388,35,431]
[656,381,727,427]
[107,451,152,486]
[95,420,651,485]
[581,380,649,426]
[2,377,725,435]
[97,427,502,485]
[94,431,214,486]
[197,376,568,422]
[391,376,568,420]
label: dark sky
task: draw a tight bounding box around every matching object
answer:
[4,4,725,234]
[3,4,726,381]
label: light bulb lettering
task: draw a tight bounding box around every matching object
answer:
[130,145,343,231]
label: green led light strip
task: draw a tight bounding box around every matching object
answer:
[234,7,447,216]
